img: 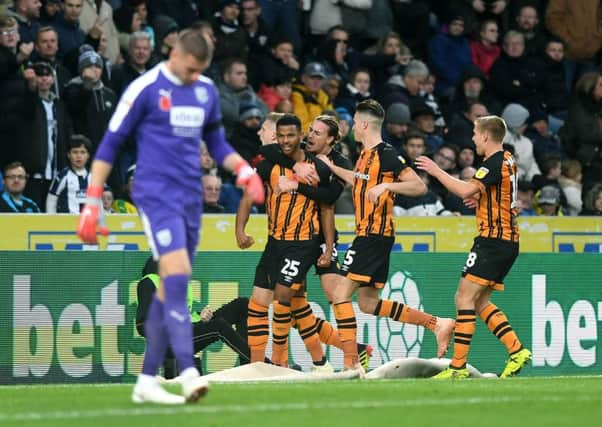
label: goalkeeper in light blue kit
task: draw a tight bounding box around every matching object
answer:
[76,30,264,404]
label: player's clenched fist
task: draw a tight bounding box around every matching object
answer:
[77,185,109,244]
[234,160,265,204]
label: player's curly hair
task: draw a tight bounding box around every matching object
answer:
[314,115,340,146]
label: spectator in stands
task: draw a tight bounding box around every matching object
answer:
[446,101,488,149]
[470,19,500,79]
[420,73,446,129]
[259,0,301,54]
[502,102,541,181]
[524,107,562,162]
[0,15,31,169]
[517,180,536,216]
[546,0,602,91]
[537,37,568,130]
[489,30,542,109]
[380,59,428,109]
[581,184,602,216]
[448,0,510,36]
[382,102,411,154]
[18,62,72,211]
[558,159,583,216]
[102,185,114,213]
[513,3,546,57]
[80,0,121,64]
[445,64,501,122]
[202,174,225,214]
[229,102,264,164]
[46,134,91,213]
[534,185,564,216]
[410,99,444,151]
[112,163,137,213]
[130,0,154,48]
[40,0,61,25]
[559,72,602,169]
[29,26,72,94]
[110,31,151,97]
[0,162,40,213]
[249,36,297,90]
[7,0,41,44]
[291,61,332,133]
[457,145,476,169]
[531,154,567,209]
[212,0,248,63]
[217,58,268,138]
[401,130,428,166]
[200,142,218,176]
[147,0,200,29]
[368,31,412,97]
[51,0,103,60]
[149,13,177,64]
[389,0,430,59]
[240,0,271,58]
[112,3,142,55]
[336,67,371,116]
[428,10,472,98]
[64,46,117,156]
[257,72,292,112]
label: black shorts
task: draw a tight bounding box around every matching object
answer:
[461,236,519,291]
[254,236,321,291]
[340,235,394,288]
[315,231,342,276]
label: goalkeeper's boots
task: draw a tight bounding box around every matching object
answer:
[357,343,373,371]
[311,360,334,374]
[432,366,470,379]
[180,368,210,403]
[132,375,185,404]
[500,348,532,378]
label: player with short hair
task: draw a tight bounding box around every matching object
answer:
[77,30,264,404]
[318,99,455,371]
[416,115,531,379]
[236,113,333,369]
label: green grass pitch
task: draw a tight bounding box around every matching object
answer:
[1,377,601,427]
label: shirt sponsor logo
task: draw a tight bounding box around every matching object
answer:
[170,106,204,128]
[354,172,370,180]
[475,167,489,179]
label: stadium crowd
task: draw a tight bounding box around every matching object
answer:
[1,0,602,216]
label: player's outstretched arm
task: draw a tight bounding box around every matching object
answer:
[77,160,112,244]
[415,155,480,199]
[235,189,255,249]
[316,154,355,186]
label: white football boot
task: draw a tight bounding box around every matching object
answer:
[132,374,185,404]
[179,368,210,403]
[310,360,335,374]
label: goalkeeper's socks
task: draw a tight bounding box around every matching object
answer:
[163,274,194,372]
[450,309,476,370]
[291,296,325,362]
[141,295,169,376]
[374,299,437,331]
[480,303,522,354]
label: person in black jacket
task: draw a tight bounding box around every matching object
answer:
[18,61,72,210]
[135,257,250,377]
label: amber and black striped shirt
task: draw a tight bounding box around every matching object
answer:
[471,150,520,242]
[257,154,331,241]
[353,143,411,237]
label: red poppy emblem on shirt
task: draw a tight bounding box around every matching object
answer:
[159,95,171,111]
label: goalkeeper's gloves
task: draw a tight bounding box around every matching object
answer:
[76,185,109,244]
[234,160,265,205]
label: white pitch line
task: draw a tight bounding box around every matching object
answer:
[0,395,597,422]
